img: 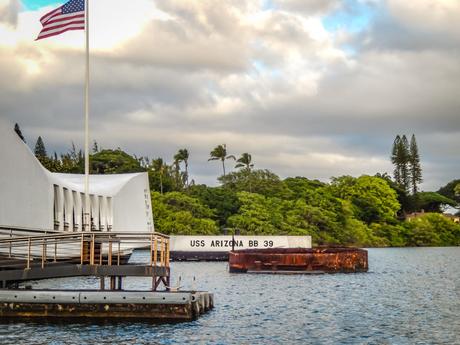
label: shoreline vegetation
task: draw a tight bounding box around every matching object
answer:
[15,125,460,247]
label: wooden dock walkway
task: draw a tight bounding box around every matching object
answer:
[0,231,171,290]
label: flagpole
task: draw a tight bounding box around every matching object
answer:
[84,0,90,231]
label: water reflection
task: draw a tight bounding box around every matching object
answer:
[1,248,459,345]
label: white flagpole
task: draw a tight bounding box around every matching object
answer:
[84,0,90,231]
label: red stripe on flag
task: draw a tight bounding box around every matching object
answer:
[40,7,62,24]
[39,20,85,34]
[36,26,85,41]
[45,13,85,26]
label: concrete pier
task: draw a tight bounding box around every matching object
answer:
[0,290,213,321]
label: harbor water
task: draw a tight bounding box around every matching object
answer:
[1,247,459,345]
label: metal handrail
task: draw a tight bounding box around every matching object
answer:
[0,231,169,244]
[0,231,170,272]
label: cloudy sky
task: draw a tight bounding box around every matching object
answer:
[0,0,458,190]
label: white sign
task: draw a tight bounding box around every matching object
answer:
[169,235,312,252]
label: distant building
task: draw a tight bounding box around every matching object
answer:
[443,214,460,224]
[406,210,460,224]
[0,118,153,232]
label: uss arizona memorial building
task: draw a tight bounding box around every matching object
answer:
[0,118,154,233]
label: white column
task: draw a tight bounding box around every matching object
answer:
[106,197,113,231]
[53,185,59,230]
[100,196,107,231]
[57,185,64,231]
[81,192,88,230]
[91,194,99,231]
[73,191,82,232]
[64,188,73,231]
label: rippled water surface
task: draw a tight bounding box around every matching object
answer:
[1,248,459,344]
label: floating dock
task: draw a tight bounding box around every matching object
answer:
[0,231,214,321]
[0,289,213,321]
[229,247,368,273]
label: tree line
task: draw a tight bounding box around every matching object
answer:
[14,124,460,247]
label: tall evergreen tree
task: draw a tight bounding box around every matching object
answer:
[391,134,410,192]
[399,135,410,192]
[391,135,401,185]
[14,123,25,143]
[409,134,422,194]
[34,136,47,159]
[92,140,99,153]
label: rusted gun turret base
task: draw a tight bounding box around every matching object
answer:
[229,247,368,273]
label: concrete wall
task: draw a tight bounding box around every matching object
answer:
[0,118,154,233]
[113,173,153,231]
[0,118,54,229]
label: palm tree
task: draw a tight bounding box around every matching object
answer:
[235,153,254,171]
[151,158,166,194]
[174,148,190,187]
[235,153,255,192]
[208,144,235,177]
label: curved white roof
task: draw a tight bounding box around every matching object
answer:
[50,172,146,197]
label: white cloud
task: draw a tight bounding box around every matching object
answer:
[387,0,460,36]
[0,0,458,190]
[0,0,20,27]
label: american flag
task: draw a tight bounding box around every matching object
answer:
[36,0,85,41]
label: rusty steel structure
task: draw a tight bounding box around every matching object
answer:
[229,247,368,273]
[0,231,170,290]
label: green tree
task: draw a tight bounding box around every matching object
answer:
[391,135,410,192]
[171,159,183,191]
[174,148,190,187]
[283,177,325,200]
[235,153,255,191]
[14,123,25,143]
[415,192,457,213]
[58,143,84,173]
[438,179,460,205]
[91,149,145,174]
[219,169,291,198]
[405,213,460,246]
[34,136,47,159]
[235,153,254,171]
[400,135,410,191]
[375,172,413,215]
[188,185,240,227]
[151,191,219,235]
[391,135,401,184]
[329,175,400,224]
[227,191,376,246]
[226,192,287,235]
[92,140,99,153]
[408,134,422,194]
[150,158,164,194]
[208,144,235,177]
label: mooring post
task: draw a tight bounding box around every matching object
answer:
[108,236,112,266]
[41,239,46,269]
[26,238,31,270]
[80,233,84,265]
[117,242,121,265]
[90,234,95,265]
[8,230,12,258]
